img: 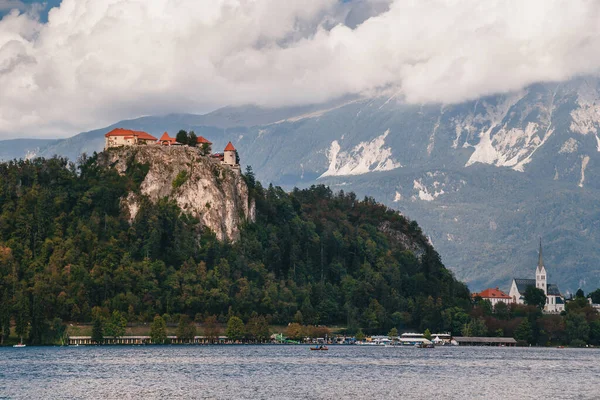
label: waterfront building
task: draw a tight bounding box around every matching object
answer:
[508,240,565,313]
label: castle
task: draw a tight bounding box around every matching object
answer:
[507,240,565,313]
[104,128,239,168]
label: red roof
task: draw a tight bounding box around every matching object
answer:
[197,136,212,144]
[105,128,157,141]
[474,288,511,299]
[224,142,236,151]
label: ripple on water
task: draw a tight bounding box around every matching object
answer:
[0,346,598,399]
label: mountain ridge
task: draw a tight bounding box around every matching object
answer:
[2,78,599,293]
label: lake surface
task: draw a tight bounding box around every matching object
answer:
[0,345,598,399]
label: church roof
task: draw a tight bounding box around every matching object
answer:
[513,279,562,297]
[474,288,511,300]
[105,128,157,141]
[224,142,236,151]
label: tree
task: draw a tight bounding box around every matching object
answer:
[285,323,303,341]
[92,317,104,344]
[470,318,488,337]
[514,318,533,344]
[423,328,432,340]
[524,286,547,309]
[14,293,30,343]
[575,289,585,299]
[589,289,600,304]
[494,302,510,320]
[246,313,270,342]
[176,315,197,342]
[188,131,198,147]
[565,312,589,345]
[203,315,221,343]
[226,316,245,341]
[355,328,365,341]
[104,310,127,338]
[150,315,167,344]
[388,327,398,338]
[176,130,189,145]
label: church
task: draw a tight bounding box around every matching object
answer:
[508,240,565,313]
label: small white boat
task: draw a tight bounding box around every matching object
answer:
[13,343,26,348]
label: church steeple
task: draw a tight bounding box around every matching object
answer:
[536,238,547,295]
[537,238,544,271]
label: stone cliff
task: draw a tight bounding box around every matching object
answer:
[98,146,254,241]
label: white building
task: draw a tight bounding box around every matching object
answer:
[508,240,565,313]
[473,287,512,307]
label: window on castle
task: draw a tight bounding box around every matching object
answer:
[542,276,545,280]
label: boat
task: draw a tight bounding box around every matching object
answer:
[415,342,435,348]
[13,343,26,348]
[310,345,328,351]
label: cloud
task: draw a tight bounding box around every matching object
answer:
[0,0,26,12]
[1,0,600,138]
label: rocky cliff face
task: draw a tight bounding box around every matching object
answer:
[99,146,254,241]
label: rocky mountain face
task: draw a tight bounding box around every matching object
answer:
[3,77,600,292]
[98,146,254,241]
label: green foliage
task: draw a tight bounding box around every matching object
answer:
[226,316,245,341]
[0,156,473,344]
[172,170,189,189]
[92,318,104,344]
[176,130,189,145]
[150,315,167,344]
[188,132,198,148]
[355,328,365,341]
[203,315,220,343]
[565,312,589,345]
[589,289,600,305]
[423,328,431,340]
[104,310,127,338]
[176,315,197,341]
[524,286,547,309]
[514,318,533,344]
[388,327,398,338]
[246,312,270,341]
[575,289,585,299]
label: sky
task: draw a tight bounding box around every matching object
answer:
[1,0,600,139]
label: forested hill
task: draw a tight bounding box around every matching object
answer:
[0,154,471,344]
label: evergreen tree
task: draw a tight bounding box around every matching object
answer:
[226,316,245,341]
[150,315,167,344]
[514,318,533,344]
[92,318,104,344]
[176,315,197,342]
[188,131,198,147]
[176,130,189,145]
[524,287,547,309]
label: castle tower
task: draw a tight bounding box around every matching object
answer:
[536,239,547,295]
[223,142,237,166]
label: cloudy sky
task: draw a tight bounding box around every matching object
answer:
[1,0,599,139]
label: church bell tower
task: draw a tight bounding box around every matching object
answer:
[535,239,547,296]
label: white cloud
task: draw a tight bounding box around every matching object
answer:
[0,1,26,12]
[1,0,600,138]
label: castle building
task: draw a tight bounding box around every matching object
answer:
[210,142,240,169]
[158,132,181,146]
[104,128,158,150]
[196,136,213,153]
[223,142,237,167]
[508,240,565,313]
[472,287,512,307]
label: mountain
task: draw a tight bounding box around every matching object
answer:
[2,78,600,293]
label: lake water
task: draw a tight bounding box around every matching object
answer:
[0,345,598,399]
